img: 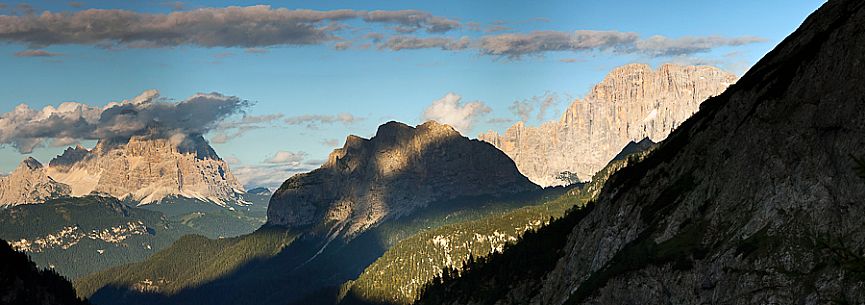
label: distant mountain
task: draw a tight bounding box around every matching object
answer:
[47,134,245,205]
[0,133,246,207]
[77,120,544,305]
[0,239,90,305]
[0,157,71,206]
[479,63,736,187]
[416,1,865,304]
[247,187,272,195]
[268,121,539,239]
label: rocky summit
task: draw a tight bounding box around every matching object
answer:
[0,133,245,206]
[417,1,865,304]
[267,121,539,239]
[0,157,71,206]
[479,63,736,187]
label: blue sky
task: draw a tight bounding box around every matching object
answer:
[0,0,825,187]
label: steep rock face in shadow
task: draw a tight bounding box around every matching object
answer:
[416,1,865,304]
[479,64,735,187]
[268,121,539,239]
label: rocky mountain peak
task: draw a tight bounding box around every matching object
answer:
[19,157,44,170]
[2,131,244,206]
[45,133,243,205]
[48,145,92,168]
[268,121,538,239]
[0,158,71,207]
[480,63,737,187]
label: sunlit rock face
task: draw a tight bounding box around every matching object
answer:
[267,121,539,239]
[0,158,71,207]
[479,63,737,187]
[0,133,244,206]
[47,134,244,205]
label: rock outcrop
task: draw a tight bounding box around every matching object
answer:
[0,158,71,206]
[479,63,736,187]
[0,133,245,206]
[417,1,865,304]
[267,121,539,238]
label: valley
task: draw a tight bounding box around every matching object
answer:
[0,1,852,304]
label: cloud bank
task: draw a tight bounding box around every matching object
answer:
[0,6,765,60]
[0,90,249,153]
[0,6,460,49]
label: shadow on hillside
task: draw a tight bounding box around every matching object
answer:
[87,125,556,305]
[89,227,390,305]
[86,189,566,305]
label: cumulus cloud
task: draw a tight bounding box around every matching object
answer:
[264,150,307,164]
[232,150,322,189]
[284,113,362,128]
[379,36,470,51]
[635,35,767,57]
[232,163,317,189]
[422,93,490,133]
[14,49,62,57]
[0,6,460,49]
[0,89,249,153]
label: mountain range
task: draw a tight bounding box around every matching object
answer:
[75,121,545,305]
[479,63,736,187]
[416,1,865,304]
[0,133,245,207]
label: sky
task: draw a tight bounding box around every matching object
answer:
[0,0,826,188]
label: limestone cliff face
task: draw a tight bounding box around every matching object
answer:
[479,63,736,187]
[0,134,244,206]
[46,134,244,205]
[0,158,71,207]
[267,121,539,238]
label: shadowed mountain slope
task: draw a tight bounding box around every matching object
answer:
[0,239,90,305]
[416,1,865,304]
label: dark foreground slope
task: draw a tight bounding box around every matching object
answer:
[417,1,865,304]
[0,239,90,305]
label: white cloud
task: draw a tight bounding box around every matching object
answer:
[264,150,307,164]
[422,93,491,133]
[231,163,317,190]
